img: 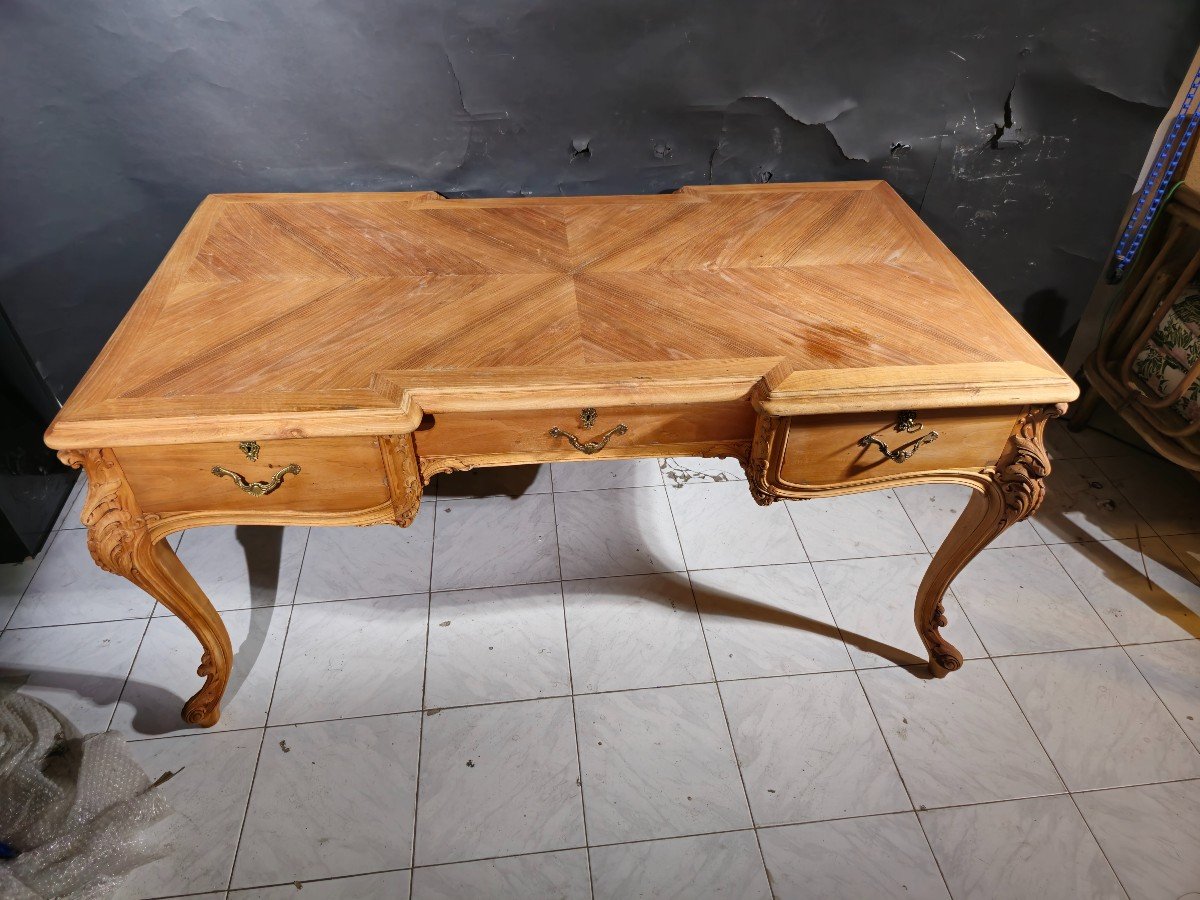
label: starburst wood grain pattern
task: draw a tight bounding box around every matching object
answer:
[45,181,1079,726]
[45,182,1073,449]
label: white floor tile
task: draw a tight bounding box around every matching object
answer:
[787,489,925,562]
[1126,640,1200,747]
[234,870,411,899]
[1163,532,1200,582]
[563,573,711,693]
[114,606,288,738]
[660,455,746,488]
[551,458,664,491]
[1050,538,1200,644]
[426,583,570,708]
[920,795,1123,900]
[57,476,88,530]
[669,481,807,570]
[759,813,949,900]
[0,552,42,628]
[860,662,1063,808]
[575,683,751,844]
[1044,420,1088,461]
[1032,457,1153,544]
[951,545,1115,655]
[555,486,685,580]
[1096,454,1200,536]
[894,483,1042,551]
[997,647,1200,791]
[412,849,590,900]
[233,714,421,887]
[0,619,145,733]
[690,563,852,679]
[813,554,986,670]
[11,529,158,627]
[174,525,307,612]
[118,730,261,898]
[269,593,428,726]
[1075,779,1200,900]
[721,672,909,826]
[432,494,559,591]
[436,464,552,499]
[590,830,770,900]
[415,697,584,866]
[295,521,433,603]
[1070,414,1149,457]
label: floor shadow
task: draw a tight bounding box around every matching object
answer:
[668,571,931,673]
[0,671,188,732]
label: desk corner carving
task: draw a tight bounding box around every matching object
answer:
[58,448,158,576]
[745,416,782,506]
[996,402,1067,527]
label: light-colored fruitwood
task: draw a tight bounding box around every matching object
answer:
[44,182,1075,450]
[46,182,1078,726]
[769,406,1021,490]
[114,436,391,515]
[415,402,755,464]
[57,448,232,726]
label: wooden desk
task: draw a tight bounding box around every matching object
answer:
[44,182,1077,726]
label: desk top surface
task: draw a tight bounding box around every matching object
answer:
[49,181,1076,448]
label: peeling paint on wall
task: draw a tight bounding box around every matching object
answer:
[1,0,1198,398]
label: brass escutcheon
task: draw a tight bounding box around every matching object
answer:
[579,407,598,430]
[211,463,301,496]
[238,440,261,461]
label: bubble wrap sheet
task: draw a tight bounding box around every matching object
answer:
[0,692,173,899]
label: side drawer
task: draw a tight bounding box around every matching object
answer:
[771,406,1021,489]
[116,436,391,515]
[415,401,756,460]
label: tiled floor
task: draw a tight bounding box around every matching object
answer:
[3,421,1200,899]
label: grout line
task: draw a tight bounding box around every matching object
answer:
[1,529,63,633]
[987,655,1131,898]
[548,482,596,900]
[1040,533,1200,758]
[106,613,156,733]
[1122,644,1200,758]
[661,489,784,900]
[803,548,955,899]
[224,525,311,892]
[408,494,439,892]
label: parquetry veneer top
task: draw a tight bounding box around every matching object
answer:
[47,181,1076,448]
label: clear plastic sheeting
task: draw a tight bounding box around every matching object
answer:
[0,691,172,899]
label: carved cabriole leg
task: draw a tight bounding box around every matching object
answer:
[915,403,1067,676]
[58,448,233,727]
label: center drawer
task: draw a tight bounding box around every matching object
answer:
[414,401,756,461]
[115,436,391,515]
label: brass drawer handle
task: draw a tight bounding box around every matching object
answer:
[211,463,301,496]
[549,423,628,455]
[858,431,939,463]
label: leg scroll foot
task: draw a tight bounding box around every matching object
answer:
[915,404,1065,676]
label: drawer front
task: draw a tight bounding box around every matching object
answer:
[414,401,757,461]
[116,436,390,514]
[773,406,1021,489]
